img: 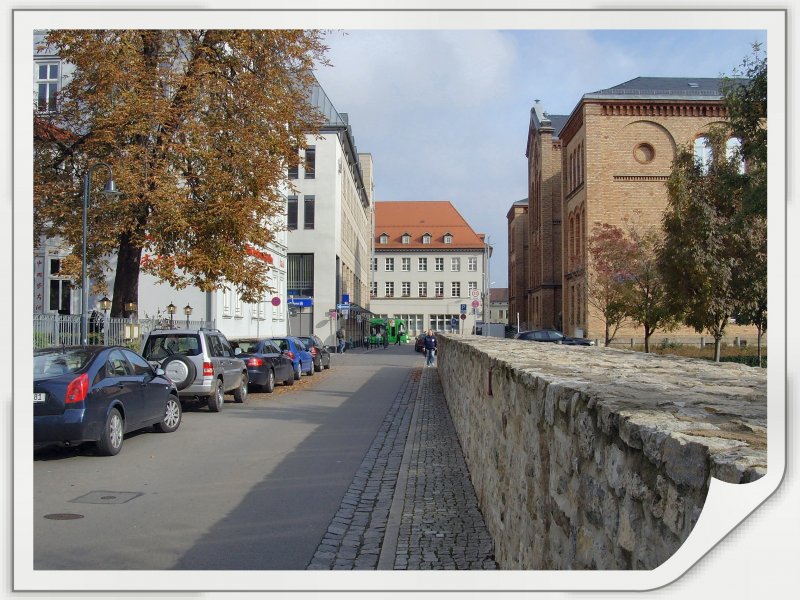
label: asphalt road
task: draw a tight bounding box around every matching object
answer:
[33,346,423,570]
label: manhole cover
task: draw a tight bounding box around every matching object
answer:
[44,513,84,520]
[69,491,143,505]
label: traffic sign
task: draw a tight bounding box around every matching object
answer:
[470,289,480,299]
[471,300,480,308]
[450,317,458,328]
[460,314,467,320]
[460,303,467,313]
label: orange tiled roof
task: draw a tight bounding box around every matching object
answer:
[374,201,485,250]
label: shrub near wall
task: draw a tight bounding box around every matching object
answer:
[436,334,767,570]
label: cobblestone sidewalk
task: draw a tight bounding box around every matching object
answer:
[307,366,496,570]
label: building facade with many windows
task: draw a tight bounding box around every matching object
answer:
[285,83,373,347]
[371,201,487,338]
[510,76,760,344]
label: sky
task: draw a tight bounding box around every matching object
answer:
[313,27,767,288]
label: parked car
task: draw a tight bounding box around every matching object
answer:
[268,337,314,380]
[514,329,595,346]
[230,338,295,392]
[296,335,332,372]
[34,346,181,456]
[141,327,248,411]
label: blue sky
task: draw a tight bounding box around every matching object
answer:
[313,28,767,288]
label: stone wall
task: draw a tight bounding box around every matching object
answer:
[436,334,767,570]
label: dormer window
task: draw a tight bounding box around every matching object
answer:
[379,233,389,245]
[443,233,453,244]
[401,233,410,244]
[422,233,431,245]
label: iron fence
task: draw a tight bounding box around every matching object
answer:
[33,314,215,351]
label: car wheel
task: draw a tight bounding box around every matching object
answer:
[264,369,275,393]
[155,395,182,433]
[324,356,331,370]
[161,355,197,391]
[233,373,248,403]
[314,358,322,373]
[96,408,124,456]
[306,361,314,376]
[294,363,301,380]
[207,379,224,412]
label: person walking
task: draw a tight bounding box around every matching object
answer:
[423,329,437,367]
[336,328,346,354]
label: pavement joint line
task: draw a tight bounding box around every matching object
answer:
[377,366,425,570]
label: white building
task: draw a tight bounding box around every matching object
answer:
[285,83,374,348]
[33,31,288,342]
[370,201,488,338]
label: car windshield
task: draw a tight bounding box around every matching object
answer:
[236,340,260,353]
[142,334,201,360]
[34,348,94,379]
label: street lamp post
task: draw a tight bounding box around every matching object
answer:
[81,162,121,345]
[99,296,111,345]
[167,302,176,327]
[184,304,193,328]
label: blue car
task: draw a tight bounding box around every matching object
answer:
[34,346,181,456]
[268,337,314,381]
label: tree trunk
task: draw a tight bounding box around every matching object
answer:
[605,323,611,347]
[111,232,143,318]
[714,334,722,362]
[643,324,652,353]
[757,325,764,368]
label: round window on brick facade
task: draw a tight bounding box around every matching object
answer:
[633,143,655,164]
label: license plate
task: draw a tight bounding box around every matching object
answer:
[34,392,46,403]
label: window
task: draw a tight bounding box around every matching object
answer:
[435,257,444,272]
[418,257,427,271]
[444,234,453,244]
[422,233,431,244]
[468,281,478,293]
[380,233,389,244]
[36,62,60,112]
[401,257,410,272]
[451,282,461,297]
[288,148,299,179]
[726,137,745,174]
[371,282,377,297]
[402,233,410,244]
[418,281,428,297]
[385,282,394,298]
[468,257,477,271]
[371,257,377,271]
[49,279,71,313]
[287,196,298,230]
[435,282,444,298]
[304,146,316,178]
[222,289,232,317]
[451,257,460,271]
[402,282,411,297]
[385,258,394,272]
[303,196,315,229]
[694,136,712,173]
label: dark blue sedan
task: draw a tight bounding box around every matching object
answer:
[231,338,296,391]
[268,337,314,381]
[34,346,181,456]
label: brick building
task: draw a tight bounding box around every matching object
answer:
[515,77,760,344]
[506,198,528,330]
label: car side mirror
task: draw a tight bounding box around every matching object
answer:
[155,367,166,376]
[234,347,241,356]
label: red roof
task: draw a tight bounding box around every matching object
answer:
[374,201,485,250]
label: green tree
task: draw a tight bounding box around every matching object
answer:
[623,222,680,354]
[34,30,329,316]
[658,129,749,362]
[587,223,636,346]
[719,43,767,218]
[732,214,767,366]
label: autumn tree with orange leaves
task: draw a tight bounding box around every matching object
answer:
[34,30,329,317]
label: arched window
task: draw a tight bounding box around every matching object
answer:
[726,137,745,174]
[694,136,712,173]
